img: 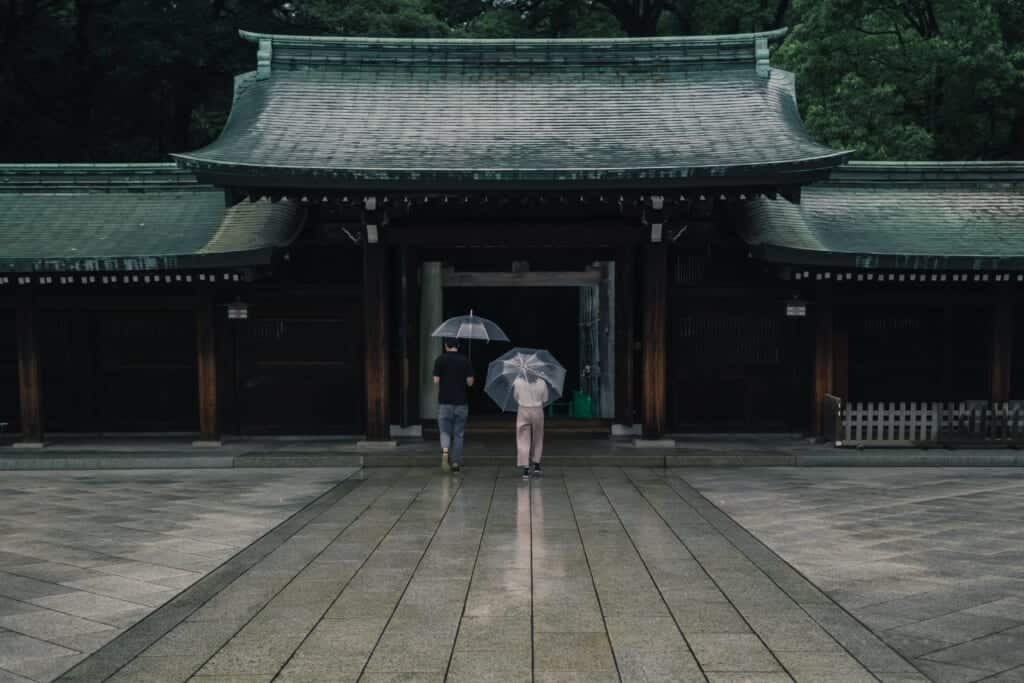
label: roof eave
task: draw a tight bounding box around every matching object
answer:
[748,243,1024,272]
[172,154,851,193]
[0,248,281,275]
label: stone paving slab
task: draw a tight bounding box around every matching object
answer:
[0,468,357,682]
[57,467,924,682]
[682,467,1024,683]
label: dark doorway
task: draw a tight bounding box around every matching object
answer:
[443,287,580,416]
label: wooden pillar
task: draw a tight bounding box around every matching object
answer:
[15,288,43,445]
[991,289,1014,403]
[195,289,220,444]
[398,246,420,429]
[834,325,849,402]
[641,241,668,436]
[812,283,834,436]
[614,246,636,427]
[363,199,390,440]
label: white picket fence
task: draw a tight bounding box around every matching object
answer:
[832,400,1024,446]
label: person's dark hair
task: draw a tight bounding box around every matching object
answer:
[443,337,459,350]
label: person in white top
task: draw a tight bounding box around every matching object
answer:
[513,374,549,479]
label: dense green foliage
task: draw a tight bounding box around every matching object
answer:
[1,0,1021,162]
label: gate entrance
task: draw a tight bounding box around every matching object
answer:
[421,262,615,431]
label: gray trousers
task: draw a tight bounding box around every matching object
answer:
[438,404,468,464]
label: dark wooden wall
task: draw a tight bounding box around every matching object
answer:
[838,303,990,403]
[667,248,813,432]
[220,288,364,435]
[38,306,199,432]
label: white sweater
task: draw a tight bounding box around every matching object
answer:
[513,376,549,408]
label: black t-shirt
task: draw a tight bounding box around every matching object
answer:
[433,352,472,405]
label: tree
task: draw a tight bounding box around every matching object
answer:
[777,0,1024,159]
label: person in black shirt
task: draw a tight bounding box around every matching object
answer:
[433,338,474,472]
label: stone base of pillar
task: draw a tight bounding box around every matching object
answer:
[611,424,641,436]
[356,440,399,450]
[13,441,45,449]
[633,438,677,448]
[389,424,423,438]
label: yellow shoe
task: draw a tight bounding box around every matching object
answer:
[441,449,450,473]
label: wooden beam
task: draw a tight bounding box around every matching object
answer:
[388,223,644,247]
[992,289,1014,403]
[363,237,391,440]
[36,295,195,310]
[398,246,420,428]
[812,284,834,436]
[195,290,220,444]
[442,270,604,288]
[615,247,636,426]
[15,288,43,444]
[641,242,668,436]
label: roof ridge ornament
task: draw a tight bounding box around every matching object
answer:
[257,38,273,79]
[755,36,770,78]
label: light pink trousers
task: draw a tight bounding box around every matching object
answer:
[516,406,545,467]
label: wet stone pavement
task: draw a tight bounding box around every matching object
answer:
[0,469,357,683]
[47,467,922,682]
[682,468,1024,683]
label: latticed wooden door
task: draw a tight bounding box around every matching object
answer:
[669,297,811,432]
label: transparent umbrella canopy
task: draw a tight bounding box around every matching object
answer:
[431,309,510,343]
[485,348,566,412]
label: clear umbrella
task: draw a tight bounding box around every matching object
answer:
[485,348,566,412]
[431,309,510,343]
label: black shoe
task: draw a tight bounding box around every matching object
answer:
[522,468,530,480]
[451,463,461,473]
[532,464,542,477]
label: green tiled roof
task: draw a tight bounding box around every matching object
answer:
[0,164,303,273]
[172,30,849,191]
[740,161,1024,271]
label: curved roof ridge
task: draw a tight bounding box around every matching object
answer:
[239,28,788,71]
[0,163,202,193]
[831,160,1024,185]
[238,27,788,48]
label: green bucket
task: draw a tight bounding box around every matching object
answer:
[570,390,593,419]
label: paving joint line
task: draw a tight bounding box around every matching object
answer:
[532,473,540,679]
[0,590,128,654]
[912,619,1024,667]
[441,468,501,681]
[119,470,399,683]
[561,468,623,682]
[658,470,882,680]
[593,468,710,681]
[268,469,438,681]
[875,595,1024,644]
[54,469,367,683]
[355,472,466,681]
[662,470,921,681]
